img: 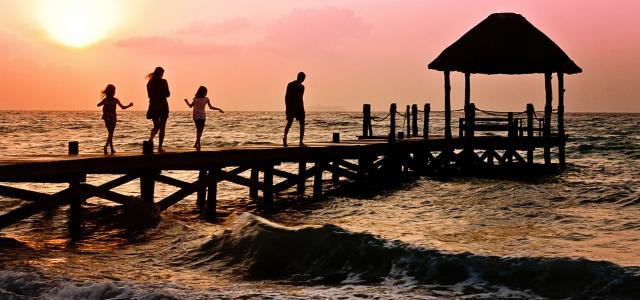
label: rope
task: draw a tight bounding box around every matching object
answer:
[396,111,406,117]
[370,113,390,122]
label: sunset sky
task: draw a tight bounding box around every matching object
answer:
[0,0,638,112]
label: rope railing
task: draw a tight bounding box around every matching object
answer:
[370,113,390,122]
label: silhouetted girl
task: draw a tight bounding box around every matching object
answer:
[97,84,133,154]
[184,86,224,151]
[146,66,170,153]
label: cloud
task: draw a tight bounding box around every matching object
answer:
[177,17,250,36]
[260,7,371,55]
[114,36,236,56]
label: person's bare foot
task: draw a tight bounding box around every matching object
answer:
[103,146,108,155]
[299,142,306,147]
[158,147,165,153]
[111,148,116,155]
[283,137,288,147]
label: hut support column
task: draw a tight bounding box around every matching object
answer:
[526,104,535,165]
[444,71,452,139]
[557,72,566,168]
[544,73,553,165]
[464,72,471,108]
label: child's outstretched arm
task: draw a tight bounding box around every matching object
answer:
[207,99,224,113]
[116,99,133,109]
[97,99,105,107]
[184,99,194,108]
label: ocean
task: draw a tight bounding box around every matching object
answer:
[0,111,639,299]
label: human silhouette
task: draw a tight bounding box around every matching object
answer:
[146,66,170,153]
[97,84,133,154]
[283,72,306,147]
[184,86,224,151]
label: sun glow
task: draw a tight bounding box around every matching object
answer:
[38,0,120,48]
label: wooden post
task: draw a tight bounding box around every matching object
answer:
[405,105,411,137]
[332,132,340,143]
[464,103,476,167]
[507,112,514,164]
[297,161,306,195]
[363,104,371,138]
[331,160,339,184]
[68,179,82,239]
[263,165,273,209]
[357,154,371,183]
[411,104,418,137]
[444,71,452,139]
[313,161,324,200]
[557,72,566,168]
[249,168,259,199]
[196,169,207,209]
[464,72,471,108]
[389,103,397,143]
[143,140,153,155]
[544,73,553,165]
[423,103,430,139]
[526,104,534,165]
[205,167,220,219]
[68,141,79,155]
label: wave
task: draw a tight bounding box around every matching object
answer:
[185,213,640,299]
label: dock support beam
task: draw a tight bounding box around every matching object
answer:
[263,165,274,209]
[313,161,324,200]
[297,161,306,194]
[557,72,566,168]
[140,172,156,204]
[205,167,219,219]
[250,168,259,199]
[68,178,82,239]
[197,169,206,209]
[544,73,553,165]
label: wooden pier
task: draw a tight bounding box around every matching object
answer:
[0,100,567,234]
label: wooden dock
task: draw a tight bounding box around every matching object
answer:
[0,101,567,235]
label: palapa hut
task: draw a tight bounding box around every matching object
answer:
[428,12,581,166]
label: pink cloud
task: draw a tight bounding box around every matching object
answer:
[114,36,236,56]
[260,7,370,55]
[177,17,250,36]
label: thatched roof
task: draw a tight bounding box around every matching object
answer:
[428,13,582,74]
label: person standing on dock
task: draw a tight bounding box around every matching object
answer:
[283,72,306,147]
[97,84,133,154]
[146,66,171,153]
[184,86,224,151]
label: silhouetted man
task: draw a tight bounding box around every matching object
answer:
[283,72,306,147]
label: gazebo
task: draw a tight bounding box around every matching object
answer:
[428,12,581,167]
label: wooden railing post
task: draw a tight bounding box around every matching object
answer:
[508,112,515,139]
[362,104,371,138]
[423,103,430,139]
[444,71,452,139]
[526,104,534,165]
[68,141,79,155]
[411,104,418,137]
[405,105,411,137]
[464,103,476,167]
[389,103,396,143]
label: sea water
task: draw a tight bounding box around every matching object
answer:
[0,111,639,299]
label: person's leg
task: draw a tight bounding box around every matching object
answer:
[299,116,305,146]
[103,121,110,154]
[149,118,160,141]
[195,119,205,150]
[108,122,116,153]
[158,117,167,152]
[283,118,293,147]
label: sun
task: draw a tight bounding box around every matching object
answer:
[38,0,120,48]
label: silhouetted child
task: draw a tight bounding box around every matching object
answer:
[97,84,133,154]
[184,86,224,151]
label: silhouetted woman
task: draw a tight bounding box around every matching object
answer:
[146,67,170,152]
[97,84,133,154]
